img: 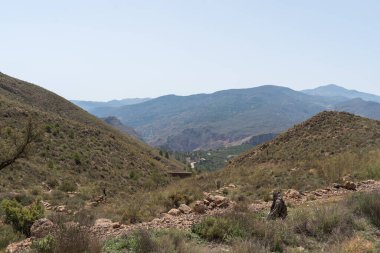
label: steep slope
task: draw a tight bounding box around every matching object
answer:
[0,73,182,206]
[303,84,380,103]
[101,116,142,140]
[335,98,380,120]
[93,86,337,151]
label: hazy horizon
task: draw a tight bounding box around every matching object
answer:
[1,1,379,100]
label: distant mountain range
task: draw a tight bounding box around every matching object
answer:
[302,84,380,103]
[71,98,151,112]
[75,84,380,152]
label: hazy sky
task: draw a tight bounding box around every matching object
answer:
[1,1,379,100]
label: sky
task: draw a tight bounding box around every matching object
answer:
[1,0,379,101]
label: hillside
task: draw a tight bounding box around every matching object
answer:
[92,86,337,151]
[0,73,182,213]
[303,84,380,103]
[217,111,380,196]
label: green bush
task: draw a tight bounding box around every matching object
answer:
[192,216,246,242]
[32,234,55,253]
[292,204,354,241]
[0,224,25,250]
[348,192,380,228]
[102,238,128,253]
[1,199,44,236]
[125,230,157,253]
[58,180,77,192]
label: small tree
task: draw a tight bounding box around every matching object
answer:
[0,118,38,170]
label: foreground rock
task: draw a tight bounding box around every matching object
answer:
[178,204,192,214]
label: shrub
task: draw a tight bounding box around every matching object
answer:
[1,199,44,236]
[32,234,55,253]
[58,180,77,192]
[292,204,354,241]
[192,216,246,242]
[102,238,128,253]
[348,192,380,228]
[0,224,25,250]
[53,224,100,253]
[73,153,81,165]
[126,230,157,253]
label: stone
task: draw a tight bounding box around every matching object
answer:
[30,218,56,238]
[112,223,121,229]
[54,205,66,212]
[178,204,192,214]
[285,189,302,199]
[343,181,356,191]
[193,201,206,214]
[214,195,226,205]
[206,194,216,203]
[6,238,32,253]
[168,208,181,216]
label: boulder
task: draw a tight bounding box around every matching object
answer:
[30,218,56,238]
[178,204,192,214]
[168,208,181,216]
[193,201,206,214]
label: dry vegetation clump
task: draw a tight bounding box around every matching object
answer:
[191,192,380,252]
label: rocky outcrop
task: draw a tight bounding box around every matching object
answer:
[30,218,56,239]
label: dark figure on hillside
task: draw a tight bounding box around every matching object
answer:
[267,191,287,220]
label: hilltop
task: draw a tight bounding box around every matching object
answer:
[218,111,380,196]
[0,73,182,214]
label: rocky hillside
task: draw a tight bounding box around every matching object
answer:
[0,73,182,202]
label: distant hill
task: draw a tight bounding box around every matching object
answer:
[219,111,380,196]
[0,73,181,211]
[302,84,380,103]
[71,98,151,112]
[101,116,142,140]
[93,86,339,151]
[334,98,380,120]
